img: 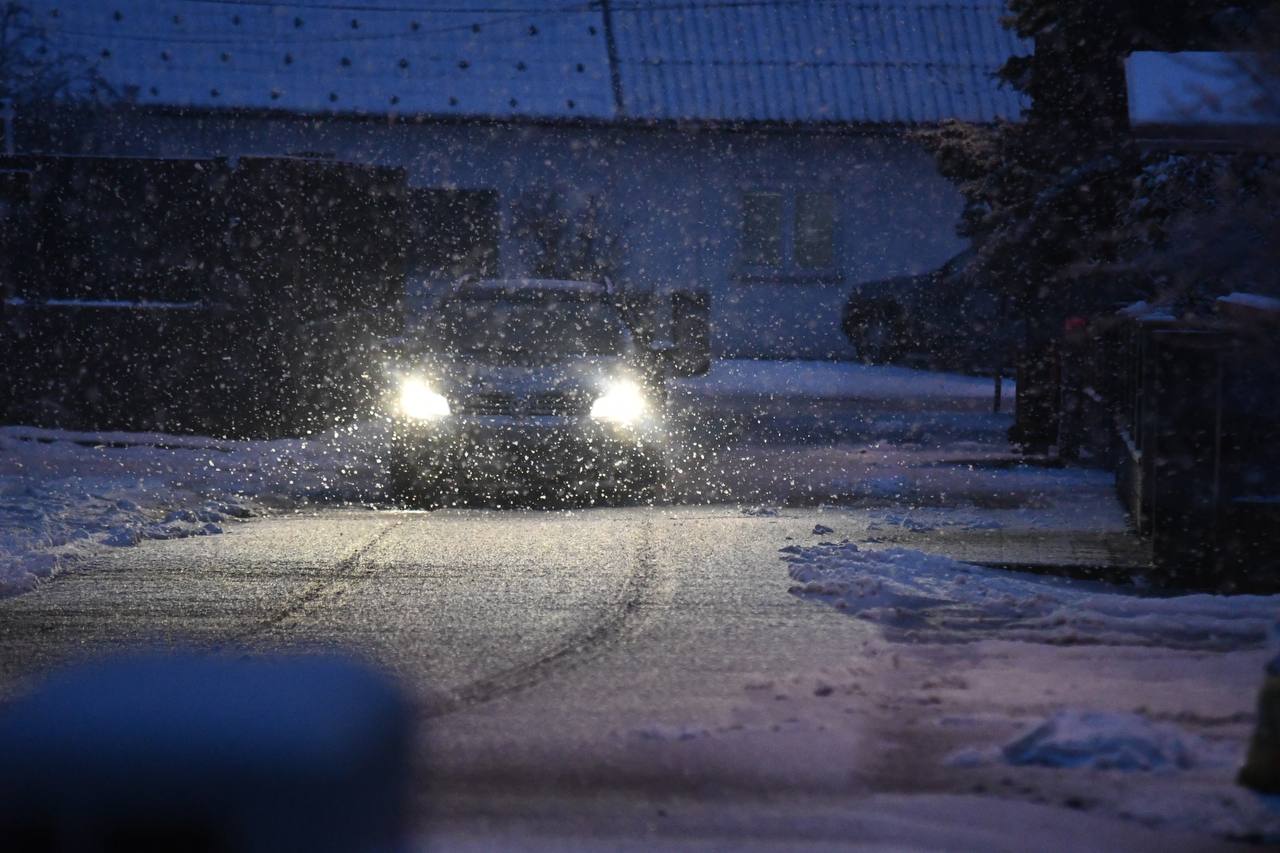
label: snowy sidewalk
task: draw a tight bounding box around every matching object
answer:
[670,359,1012,446]
[0,424,391,597]
[767,530,1280,842]
[667,359,1153,577]
[673,358,1010,410]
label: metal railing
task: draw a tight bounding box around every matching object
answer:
[1058,302,1280,586]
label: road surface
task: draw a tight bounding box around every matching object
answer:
[0,500,1234,851]
[0,379,1247,850]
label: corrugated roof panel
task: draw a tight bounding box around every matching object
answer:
[615,0,1029,124]
[28,0,1027,126]
[32,0,615,120]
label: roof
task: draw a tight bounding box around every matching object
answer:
[611,0,1029,123]
[32,0,615,120]
[29,1,1028,126]
[1126,52,1280,148]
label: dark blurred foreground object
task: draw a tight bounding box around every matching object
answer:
[0,654,412,852]
[1239,655,1280,793]
[840,250,1018,371]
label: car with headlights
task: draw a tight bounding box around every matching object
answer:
[384,279,706,505]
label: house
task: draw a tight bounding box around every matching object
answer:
[26,0,1027,359]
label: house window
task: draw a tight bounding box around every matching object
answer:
[741,191,783,268]
[738,189,837,279]
[794,192,835,269]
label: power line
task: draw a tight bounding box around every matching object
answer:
[166,0,843,14]
[168,0,596,14]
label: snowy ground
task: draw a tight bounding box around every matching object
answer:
[673,358,1008,406]
[0,423,390,596]
[784,541,1276,648]
[3,359,1279,845]
[779,539,1280,841]
[1,360,1013,597]
[669,359,1012,454]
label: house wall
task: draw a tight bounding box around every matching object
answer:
[600,128,967,358]
[88,113,966,359]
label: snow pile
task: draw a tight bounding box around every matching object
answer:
[783,541,1280,648]
[0,479,240,596]
[1218,292,1280,313]
[1117,300,1176,322]
[0,425,392,596]
[1001,710,1232,771]
[946,710,1237,772]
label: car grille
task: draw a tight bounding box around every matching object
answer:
[526,391,589,416]
[459,392,518,416]
[457,391,588,417]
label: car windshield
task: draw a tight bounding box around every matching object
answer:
[430,293,625,359]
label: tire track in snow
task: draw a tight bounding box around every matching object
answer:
[422,514,665,719]
[227,516,406,641]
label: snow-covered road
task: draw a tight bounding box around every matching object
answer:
[0,506,1275,848]
[0,359,1014,596]
[2,360,1277,847]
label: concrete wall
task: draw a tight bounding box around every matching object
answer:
[88,113,966,358]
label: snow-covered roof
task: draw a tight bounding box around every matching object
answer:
[33,0,615,120]
[31,1,1028,125]
[610,0,1029,123]
[1126,52,1280,137]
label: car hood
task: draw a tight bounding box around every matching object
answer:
[404,354,634,399]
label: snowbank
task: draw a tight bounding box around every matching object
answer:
[783,541,1279,649]
[1117,300,1176,321]
[945,709,1238,776]
[0,424,391,597]
[1218,292,1280,313]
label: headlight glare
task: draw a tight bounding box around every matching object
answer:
[590,380,647,425]
[398,376,450,420]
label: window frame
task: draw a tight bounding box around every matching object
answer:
[734,186,841,283]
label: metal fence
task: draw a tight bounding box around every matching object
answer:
[1058,303,1280,586]
[0,302,390,437]
[0,154,406,438]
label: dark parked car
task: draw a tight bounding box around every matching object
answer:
[841,250,1017,371]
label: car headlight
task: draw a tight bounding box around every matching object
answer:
[590,379,648,425]
[397,376,451,420]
